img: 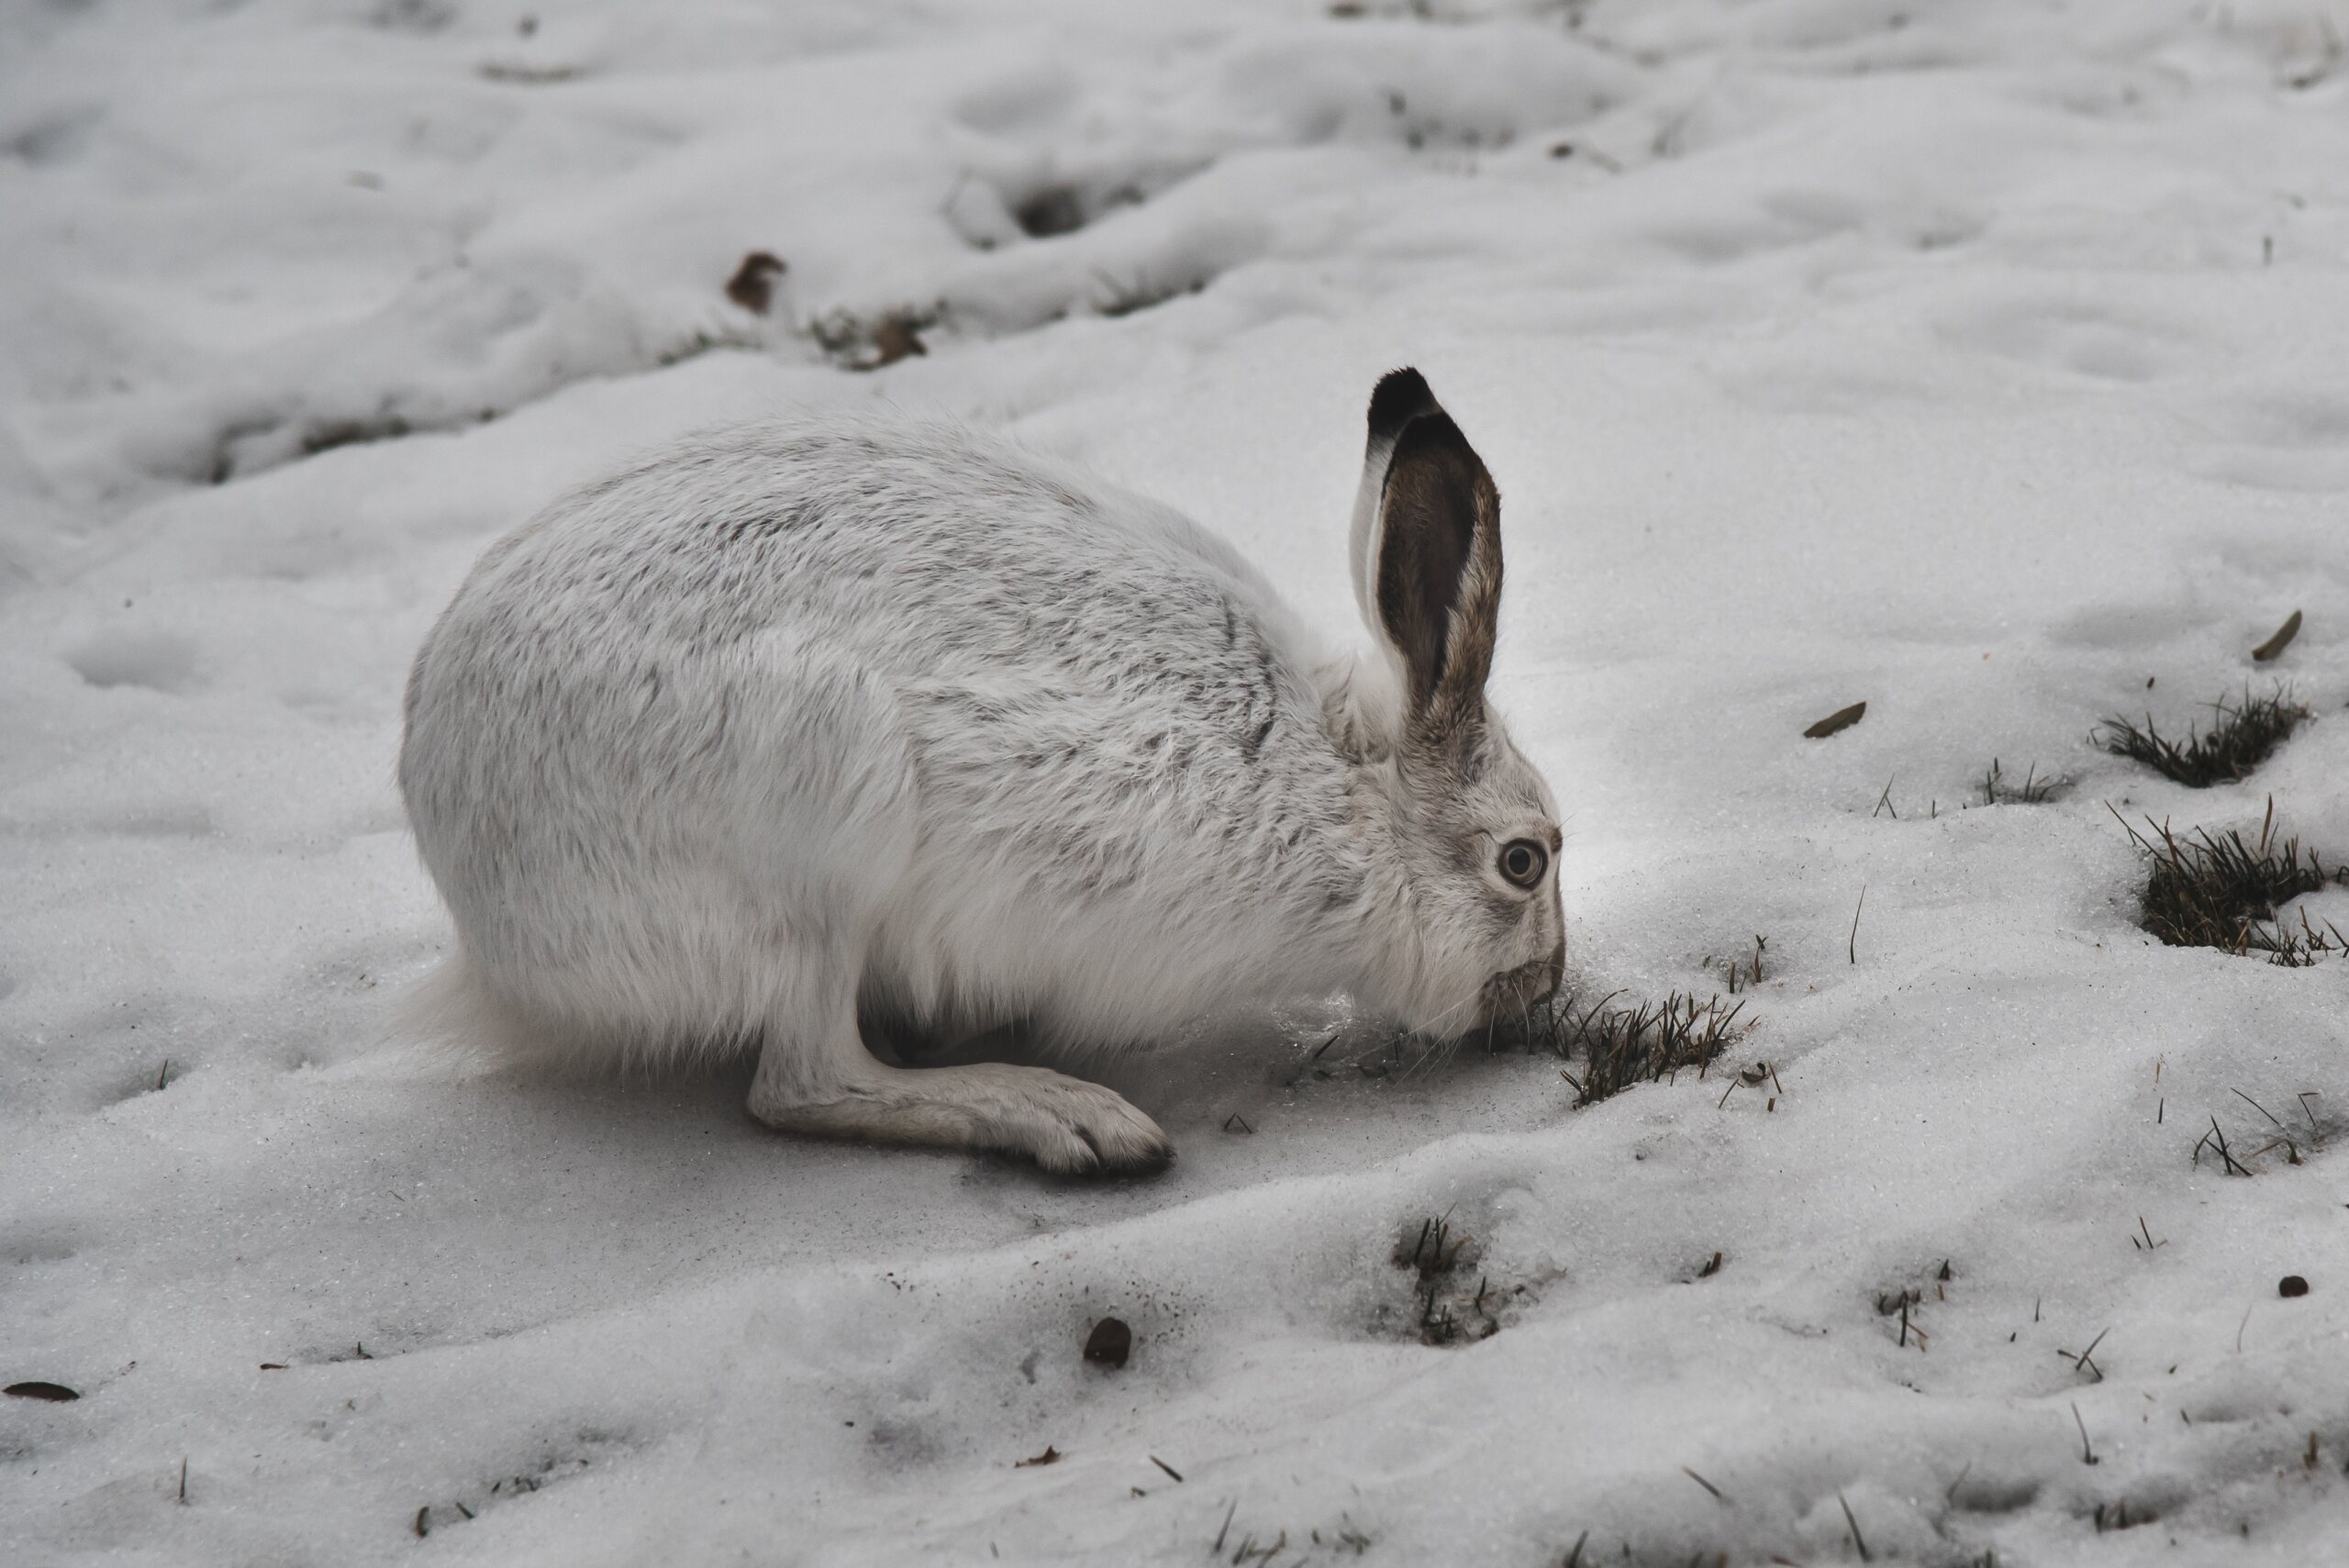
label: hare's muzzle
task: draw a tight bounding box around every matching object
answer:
[1478,940,1565,1027]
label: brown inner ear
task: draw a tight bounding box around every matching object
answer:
[1375,412,1498,716]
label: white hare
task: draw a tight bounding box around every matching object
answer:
[398,369,1563,1173]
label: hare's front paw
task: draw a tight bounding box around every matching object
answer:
[967,1065,1174,1175]
[751,1061,1172,1175]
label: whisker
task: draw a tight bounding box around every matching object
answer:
[1388,959,1564,1080]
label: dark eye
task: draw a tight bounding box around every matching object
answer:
[1497,839,1548,890]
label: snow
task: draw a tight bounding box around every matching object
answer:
[6,0,2349,1562]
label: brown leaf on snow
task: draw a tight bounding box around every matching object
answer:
[867,315,926,367]
[724,250,787,315]
[2252,609,2301,662]
[1804,702,1866,740]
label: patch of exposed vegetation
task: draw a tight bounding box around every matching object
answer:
[1520,991,1748,1107]
[810,307,934,370]
[2095,685,2308,788]
[1712,934,1767,995]
[1870,1259,1956,1353]
[2112,800,2347,965]
[1391,1213,1512,1347]
[1978,757,2065,806]
[1211,1506,1371,1562]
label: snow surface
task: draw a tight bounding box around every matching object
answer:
[6,1,2349,1562]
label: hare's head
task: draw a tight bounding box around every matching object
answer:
[1342,369,1564,1040]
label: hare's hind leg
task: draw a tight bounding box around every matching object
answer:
[733,645,1168,1173]
[747,989,1171,1173]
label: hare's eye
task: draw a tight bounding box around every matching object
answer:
[1497,839,1547,890]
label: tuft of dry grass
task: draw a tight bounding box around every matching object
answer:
[2095,685,2308,788]
[2112,799,2347,965]
[1718,935,1767,995]
[1392,1213,1502,1346]
[1519,991,1747,1107]
[1979,758,2065,806]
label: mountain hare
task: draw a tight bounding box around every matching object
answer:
[399,369,1562,1172]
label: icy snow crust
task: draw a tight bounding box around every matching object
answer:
[5,0,2349,1562]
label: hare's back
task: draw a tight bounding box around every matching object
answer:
[467,411,1293,686]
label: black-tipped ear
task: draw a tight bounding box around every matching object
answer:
[1351,369,1451,657]
[1366,368,1439,448]
[1373,406,1502,726]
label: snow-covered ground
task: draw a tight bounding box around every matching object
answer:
[6,1,2349,1562]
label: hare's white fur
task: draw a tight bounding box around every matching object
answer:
[399,374,1562,1172]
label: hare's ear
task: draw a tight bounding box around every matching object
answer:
[1350,369,1501,730]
